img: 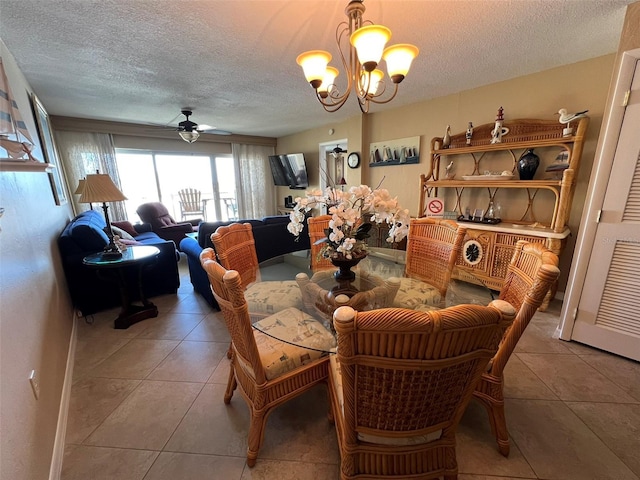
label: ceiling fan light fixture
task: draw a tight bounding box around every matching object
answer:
[179,130,200,143]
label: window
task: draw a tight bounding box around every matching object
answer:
[115,150,237,223]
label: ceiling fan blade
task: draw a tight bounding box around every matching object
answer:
[198,126,233,135]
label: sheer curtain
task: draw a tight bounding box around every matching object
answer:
[232,143,276,219]
[54,131,126,220]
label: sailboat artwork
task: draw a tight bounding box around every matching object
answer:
[0,57,39,164]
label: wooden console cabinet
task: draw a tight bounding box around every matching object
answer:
[418,117,589,305]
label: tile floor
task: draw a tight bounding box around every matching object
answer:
[61,255,640,480]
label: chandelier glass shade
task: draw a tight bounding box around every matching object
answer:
[179,130,200,143]
[296,0,418,113]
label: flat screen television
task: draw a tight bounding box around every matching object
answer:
[268,153,309,189]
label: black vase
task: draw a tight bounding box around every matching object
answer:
[330,253,366,281]
[517,148,540,180]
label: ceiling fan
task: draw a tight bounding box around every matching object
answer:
[174,109,231,143]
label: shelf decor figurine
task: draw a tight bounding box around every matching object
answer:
[557,108,589,137]
[490,107,509,144]
[444,159,455,179]
[466,122,474,145]
[442,125,451,149]
[517,148,540,180]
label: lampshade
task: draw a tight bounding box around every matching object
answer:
[360,69,384,96]
[179,130,200,143]
[350,25,391,72]
[318,66,339,99]
[79,174,127,203]
[73,178,85,195]
[296,50,332,89]
[383,44,419,83]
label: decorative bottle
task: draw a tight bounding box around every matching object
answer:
[517,148,540,180]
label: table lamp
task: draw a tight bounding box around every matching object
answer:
[79,173,128,258]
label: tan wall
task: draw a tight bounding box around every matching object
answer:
[0,41,76,480]
[277,54,617,292]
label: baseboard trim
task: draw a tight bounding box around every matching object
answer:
[48,314,77,480]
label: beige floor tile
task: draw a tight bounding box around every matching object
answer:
[240,458,341,480]
[143,452,246,480]
[72,335,131,384]
[457,401,536,478]
[61,444,158,480]
[76,308,149,339]
[458,476,537,480]
[170,295,212,315]
[567,402,640,477]
[90,339,179,379]
[135,312,205,340]
[66,377,141,445]
[563,339,612,356]
[208,355,232,384]
[152,293,183,312]
[147,341,229,382]
[256,386,340,464]
[503,354,558,400]
[578,353,640,402]
[165,383,251,456]
[505,398,638,480]
[185,312,231,342]
[514,324,573,354]
[84,380,203,450]
[517,353,638,402]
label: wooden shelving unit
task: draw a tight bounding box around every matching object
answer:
[418,117,589,305]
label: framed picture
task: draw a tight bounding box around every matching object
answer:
[31,93,67,205]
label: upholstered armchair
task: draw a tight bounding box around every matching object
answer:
[136,201,199,248]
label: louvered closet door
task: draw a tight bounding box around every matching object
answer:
[572,60,640,361]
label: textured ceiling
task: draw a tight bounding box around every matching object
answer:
[0,0,632,139]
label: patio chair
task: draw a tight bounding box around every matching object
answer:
[200,256,335,467]
[393,217,467,310]
[329,301,516,480]
[178,187,207,221]
[473,240,560,456]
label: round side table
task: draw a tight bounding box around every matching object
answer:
[83,245,160,329]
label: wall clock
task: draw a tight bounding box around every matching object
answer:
[347,152,360,168]
[463,240,483,266]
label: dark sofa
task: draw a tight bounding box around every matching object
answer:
[58,209,181,316]
[180,215,310,309]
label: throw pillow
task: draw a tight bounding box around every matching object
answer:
[111,221,138,237]
[111,225,135,241]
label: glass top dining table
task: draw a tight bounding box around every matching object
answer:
[247,247,496,353]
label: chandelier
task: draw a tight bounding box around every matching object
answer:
[296,0,418,113]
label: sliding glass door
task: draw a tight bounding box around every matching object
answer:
[116,150,237,223]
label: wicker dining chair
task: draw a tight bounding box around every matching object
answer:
[308,214,334,270]
[329,301,516,480]
[393,217,467,309]
[211,223,304,317]
[472,240,560,456]
[200,256,336,467]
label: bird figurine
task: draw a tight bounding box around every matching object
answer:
[557,108,588,136]
[442,125,451,149]
[557,108,589,124]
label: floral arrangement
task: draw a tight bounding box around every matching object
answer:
[287,185,410,260]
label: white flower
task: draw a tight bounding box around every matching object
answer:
[287,183,409,258]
